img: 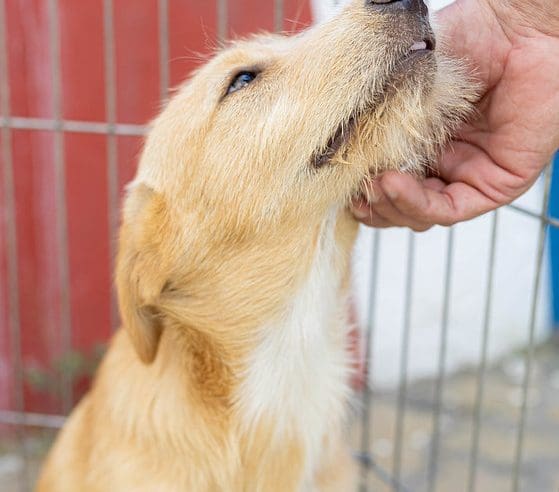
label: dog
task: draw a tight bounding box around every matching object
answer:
[37,0,476,490]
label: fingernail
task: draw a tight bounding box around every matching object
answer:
[369,192,380,204]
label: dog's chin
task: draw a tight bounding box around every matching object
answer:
[322,53,478,200]
[312,51,438,170]
[348,98,446,200]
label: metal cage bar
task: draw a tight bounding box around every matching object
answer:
[427,227,455,492]
[511,164,554,492]
[103,0,119,333]
[0,411,66,430]
[48,0,73,414]
[1,2,559,492]
[392,232,415,486]
[275,0,285,32]
[467,210,499,492]
[0,116,147,135]
[359,230,381,492]
[0,1,29,490]
[159,0,170,102]
[217,0,228,42]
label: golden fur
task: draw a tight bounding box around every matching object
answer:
[37,1,477,490]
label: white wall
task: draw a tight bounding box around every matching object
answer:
[430,0,455,9]
[312,0,551,387]
[353,187,549,387]
[311,0,456,21]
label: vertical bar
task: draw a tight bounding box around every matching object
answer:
[103,0,119,332]
[274,0,284,32]
[427,227,455,492]
[511,165,553,492]
[392,232,415,488]
[467,211,499,492]
[158,0,170,101]
[0,1,29,490]
[217,0,228,42]
[48,0,73,413]
[549,156,559,330]
[359,230,381,492]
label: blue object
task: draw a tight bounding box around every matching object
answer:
[550,154,559,330]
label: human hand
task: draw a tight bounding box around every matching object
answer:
[352,0,559,231]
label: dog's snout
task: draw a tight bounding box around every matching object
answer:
[366,0,428,17]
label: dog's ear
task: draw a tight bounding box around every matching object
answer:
[116,184,169,364]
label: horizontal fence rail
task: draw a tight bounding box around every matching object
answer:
[1,1,557,492]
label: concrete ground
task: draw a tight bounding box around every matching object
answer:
[354,336,559,492]
[2,337,558,492]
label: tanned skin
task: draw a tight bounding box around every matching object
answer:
[352,0,559,230]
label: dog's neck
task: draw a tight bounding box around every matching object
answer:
[107,208,357,484]
[232,207,356,481]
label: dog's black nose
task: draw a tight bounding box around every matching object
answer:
[366,0,428,17]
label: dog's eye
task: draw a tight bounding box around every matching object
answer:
[227,71,257,95]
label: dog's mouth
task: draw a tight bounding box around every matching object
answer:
[312,116,358,168]
[311,35,436,169]
[408,35,436,57]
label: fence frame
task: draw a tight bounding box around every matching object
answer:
[1,2,558,492]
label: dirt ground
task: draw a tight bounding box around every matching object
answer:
[2,337,558,492]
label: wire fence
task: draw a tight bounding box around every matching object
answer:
[1,1,558,491]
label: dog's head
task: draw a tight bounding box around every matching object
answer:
[118,0,477,363]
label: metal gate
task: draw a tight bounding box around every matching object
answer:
[1,1,557,491]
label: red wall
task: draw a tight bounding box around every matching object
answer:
[0,0,311,415]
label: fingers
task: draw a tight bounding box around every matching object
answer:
[351,203,405,229]
[437,141,536,203]
[352,173,435,232]
[352,170,501,229]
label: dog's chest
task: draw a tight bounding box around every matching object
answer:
[238,213,351,485]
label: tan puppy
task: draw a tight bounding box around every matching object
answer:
[37,0,476,490]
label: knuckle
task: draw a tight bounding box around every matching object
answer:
[438,217,457,227]
[411,224,433,233]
